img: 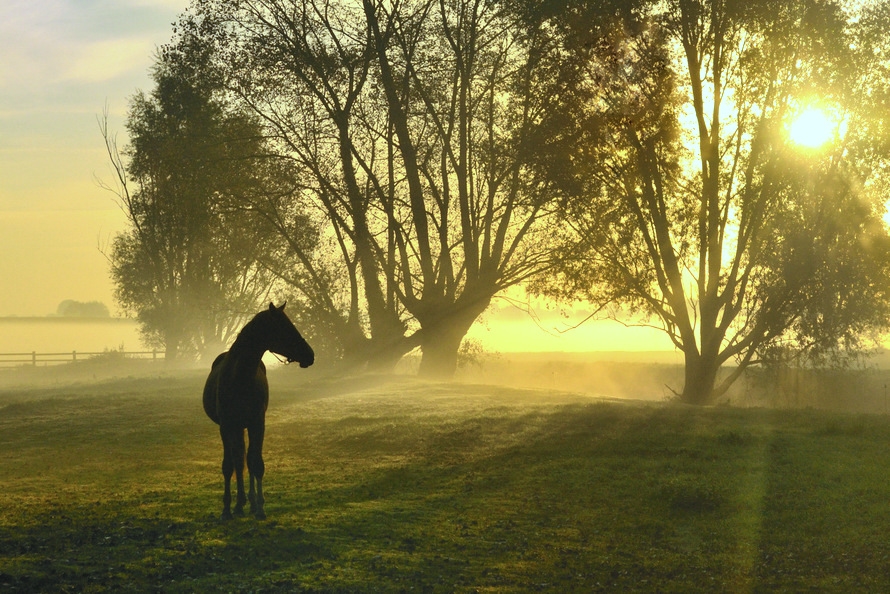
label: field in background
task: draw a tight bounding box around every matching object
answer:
[0,317,142,354]
[454,351,890,413]
[4,314,890,411]
[3,369,890,591]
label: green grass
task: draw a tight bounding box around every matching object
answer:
[2,371,890,592]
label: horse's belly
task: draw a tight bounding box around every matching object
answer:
[217,394,266,427]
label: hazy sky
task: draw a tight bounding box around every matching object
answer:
[0,0,190,317]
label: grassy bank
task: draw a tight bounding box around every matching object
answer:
[2,371,890,592]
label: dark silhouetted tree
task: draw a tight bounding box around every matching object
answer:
[190,0,633,376]
[101,32,290,361]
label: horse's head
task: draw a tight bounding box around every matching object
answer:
[264,302,315,368]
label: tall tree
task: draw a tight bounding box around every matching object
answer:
[193,0,631,376]
[102,32,287,360]
[188,0,411,368]
[537,0,890,403]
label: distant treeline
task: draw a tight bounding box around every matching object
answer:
[52,300,110,318]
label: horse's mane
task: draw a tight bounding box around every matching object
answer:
[231,310,271,349]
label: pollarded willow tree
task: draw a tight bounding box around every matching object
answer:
[190,0,635,376]
[536,0,890,404]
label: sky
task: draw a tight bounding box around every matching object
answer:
[0,0,191,317]
[0,0,673,352]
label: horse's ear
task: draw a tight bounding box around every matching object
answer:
[279,301,287,311]
[268,302,275,311]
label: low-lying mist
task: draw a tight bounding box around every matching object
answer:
[4,348,890,414]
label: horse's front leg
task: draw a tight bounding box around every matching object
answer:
[248,473,257,516]
[247,423,266,520]
[234,434,248,517]
[220,427,235,521]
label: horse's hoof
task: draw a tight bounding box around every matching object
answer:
[255,509,267,521]
[221,511,234,521]
[234,507,245,517]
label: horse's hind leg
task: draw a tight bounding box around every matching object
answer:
[247,423,266,519]
[221,426,248,518]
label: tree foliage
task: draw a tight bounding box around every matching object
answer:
[102,32,289,360]
[535,0,890,403]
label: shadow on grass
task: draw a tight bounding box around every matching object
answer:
[254,403,775,591]
[0,504,333,592]
[5,382,890,592]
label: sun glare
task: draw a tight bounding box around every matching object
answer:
[789,107,837,148]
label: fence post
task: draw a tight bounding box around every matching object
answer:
[153,350,157,360]
[73,351,77,363]
[32,351,36,366]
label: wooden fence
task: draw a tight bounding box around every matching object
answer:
[0,350,164,366]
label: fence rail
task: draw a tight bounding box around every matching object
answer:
[0,350,164,366]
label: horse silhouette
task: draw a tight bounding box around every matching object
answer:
[203,303,314,520]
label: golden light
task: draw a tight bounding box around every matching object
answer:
[788,107,838,148]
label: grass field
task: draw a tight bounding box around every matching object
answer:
[2,366,890,592]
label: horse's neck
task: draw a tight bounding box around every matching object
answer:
[229,322,269,366]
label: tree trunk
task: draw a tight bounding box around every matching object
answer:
[366,337,414,372]
[339,320,419,374]
[418,322,469,379]
[417,299,489,379]
[680,350,720,405]
[164,330,181,364]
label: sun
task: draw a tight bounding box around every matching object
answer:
[788,107,838,148]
